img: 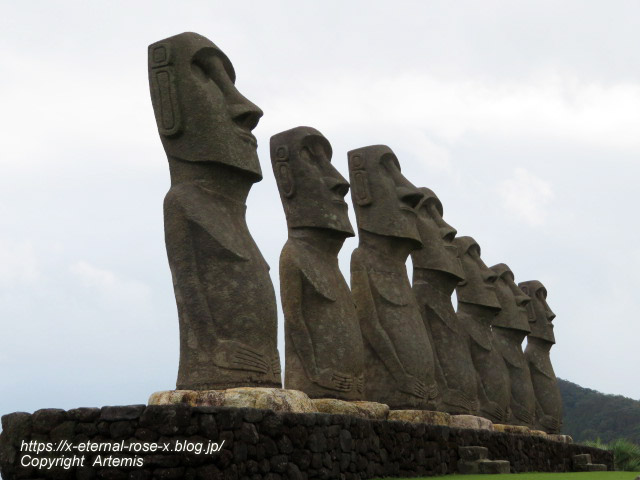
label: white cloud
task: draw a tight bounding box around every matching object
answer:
[262,73,640,155]
[0,239,39,286]
[69,261,152,307]
[499,168,554,227]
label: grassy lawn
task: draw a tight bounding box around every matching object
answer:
[379,473,640,480]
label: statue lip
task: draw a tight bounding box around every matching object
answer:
[234,127,257,147]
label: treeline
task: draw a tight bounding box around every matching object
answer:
[559,378,640,444]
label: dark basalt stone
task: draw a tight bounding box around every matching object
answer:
[148,32,281,390]
[520,280,563,433]
[454,237,511,424]
[411,188,479,415]
[270,127,364,400]
[348,145,438,409]
[490,264,537,428]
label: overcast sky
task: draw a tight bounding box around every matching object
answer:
[2,0,639,420]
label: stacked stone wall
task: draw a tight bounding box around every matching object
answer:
[0,405,613,479]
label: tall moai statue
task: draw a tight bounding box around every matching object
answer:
[270,127,365,399]
[411,189,479,415]
[148,32,281,390]
[454,237,511,423]
[348,145,439,410]
[519,280,563,433]
[490,264,536,427]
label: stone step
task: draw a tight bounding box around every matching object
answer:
[573,453,592,465]
[459,446,489,461]
[457,459,511,475]
[479,459,511,475]
[575,463,608,472]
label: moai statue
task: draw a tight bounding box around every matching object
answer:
[148,32,281,390]
[348,145,439,410]
[490,264,536,427]
[519,280,563,433]
[270,127,365,400]
[411,189,479,415]
[454,237,511,423]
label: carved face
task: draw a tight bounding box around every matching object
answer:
[490,263,531,333]
[148,32,264,180]
[270,127,354,236]
[348,145,423,246]
[519,280,556,344]
[411,188,464,281]
[454,236,501,310]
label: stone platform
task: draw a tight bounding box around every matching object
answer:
[0,404,613,479]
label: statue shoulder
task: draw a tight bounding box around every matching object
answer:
[282,240,336,302]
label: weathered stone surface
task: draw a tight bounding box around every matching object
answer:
[148,32,280,391]
[388,410,450,426]
[479,459,510,474]
[520,280,563,433]
[100,404,146,421]
[312,399,389,419]
[548,434,573,443]
[411,188,479,416]
[490,263,537,428]
[530,429,548,437]
[31,408,67,433]
[458,446,488,461]
[454,237,511,424]
[149,388,318,413]
[450,414,494,431]
[271,127,364,400]
[493,423,531,435]
[0,405,614,479]
[67,407,100,422]
[457,460,481,474]
[348,145,438,410]
[573,453,592,465]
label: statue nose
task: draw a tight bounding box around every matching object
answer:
[396,186,423,208]
[229,103,263,131]
[324,177,350,198]
[516,294,530,307]
[441,226,457,242]
[484,270,498,284]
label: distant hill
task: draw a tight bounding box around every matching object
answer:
[559,378,640,444]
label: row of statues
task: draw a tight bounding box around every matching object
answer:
[148,32,563,433]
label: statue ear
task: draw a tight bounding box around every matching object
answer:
[520,285,536,321]
[275,145,295,198]
[349,153,372,206]
[148,42,182,136]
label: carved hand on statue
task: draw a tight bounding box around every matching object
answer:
[482,400,505,421]
[397,374,427,399]
[313,369,354,392]
[539,414,560,432]
[213,340,270,374]
[512,402,534,425]
[271,353,282,376]
[446,389,475,412]
[355,374,364,394]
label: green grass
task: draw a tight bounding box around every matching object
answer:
[378,473,640,480]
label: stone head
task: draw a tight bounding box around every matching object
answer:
[348,145,423,246]
[519,280,556,344]
[454,236,501,310]
[490,263,531,333]
[411,188,464,281]
[270,127,354,237]
[148,32,264,180]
